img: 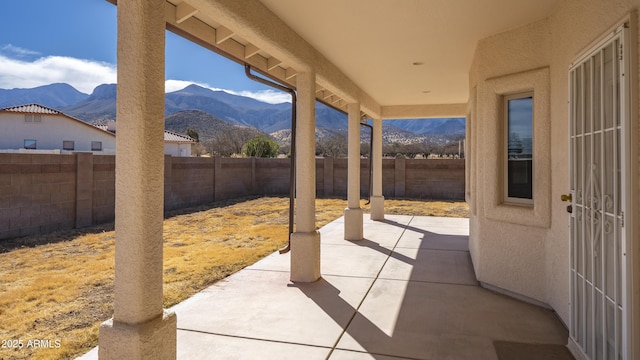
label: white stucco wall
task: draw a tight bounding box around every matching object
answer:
[163,142,192,157]
[468,0,640,329]
[0,113,115,152]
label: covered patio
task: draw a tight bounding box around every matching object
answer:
[96,0,640,359]
[81,214,569,359]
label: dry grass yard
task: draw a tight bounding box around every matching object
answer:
[0,196,468,360]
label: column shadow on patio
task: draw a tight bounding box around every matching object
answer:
[168,214,569,360]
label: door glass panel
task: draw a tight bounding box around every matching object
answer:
[576,135,583,204]
[596,295,603,360]
[594,54,602,132]
[577,282,584,344]
[617,308,623,358]
[616,130,621,214]
[577,207,583,276]
[614,39,621,127]
[605,214,615,299]
[587,212,594,283]
[616,227,622,304]
[586,289,593,357]
[604,44,614,129]
[604,131,615,213]
[584,63,592,133]
[593,217,601,289]
[577,68,583,134]
[571,71,577,137]
[607,300,616,359]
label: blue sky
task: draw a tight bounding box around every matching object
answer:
[0,0,289,103]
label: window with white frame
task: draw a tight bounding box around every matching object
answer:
[63,140,74,151]
[480,67,549,228]
[24,139,37,149]
[504,91,533,204]
[91,141,102,151]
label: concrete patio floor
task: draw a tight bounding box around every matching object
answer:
[79,215,570,359]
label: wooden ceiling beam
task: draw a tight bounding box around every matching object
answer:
[267,57,282,71]
[244,43,260,59]
[175,2,198,24]
[285,67,297,80]
[215,25,234,44]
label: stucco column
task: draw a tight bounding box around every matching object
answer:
[370,117,385,220]
[344,103,363,240]
[290,71,321,282]
[99,0,177,359]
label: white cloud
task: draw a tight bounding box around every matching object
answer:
[164,79,215,93]
[0,48,291,104]
[0,54,116,94]
[232,89,291,104]
[1,44,40,57]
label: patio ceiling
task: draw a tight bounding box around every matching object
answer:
[257,0,558,107]
[162,0,558,116]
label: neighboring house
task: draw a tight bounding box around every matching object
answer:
[95,121,195,157]
[162,130,195,157]
[0,104,116,154]
[0,104,195,156]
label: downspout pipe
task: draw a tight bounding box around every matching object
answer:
[360,121,373,205]
[244,65,296,254]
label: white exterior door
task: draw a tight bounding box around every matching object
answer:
[568,24,631,360]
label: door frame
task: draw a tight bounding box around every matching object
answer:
[567,15,637,360]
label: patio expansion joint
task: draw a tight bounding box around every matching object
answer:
[324,216,415,360]
[176,327,334,351]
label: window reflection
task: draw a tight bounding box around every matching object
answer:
[507,95,533,200]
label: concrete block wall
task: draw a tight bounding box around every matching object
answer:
[76,153,94,228]
[382,159,397,197]
[321,158,465,200]
[215,157,253,201]
[331,159,348,197]
[404,159,465,200]
[255,158,291,196]
[0,153,77,240]
[165,155,215,211]
[326,158,376,198]
[92,155,115,224]
[0,154,464,240]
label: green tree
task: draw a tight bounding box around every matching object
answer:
[204,127,260,157]
[243,135,280,158]
[186,128,199,142]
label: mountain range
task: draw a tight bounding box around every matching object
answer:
[0,83,465,143]
[0,83,88,109]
